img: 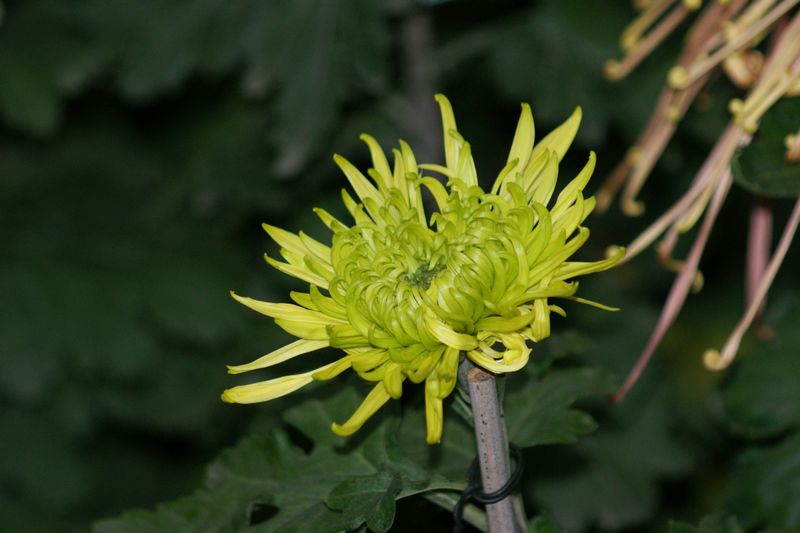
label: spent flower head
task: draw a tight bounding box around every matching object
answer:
[223,95,624,444]
[602,1,800,400]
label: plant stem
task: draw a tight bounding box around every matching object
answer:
[467,366,521,533]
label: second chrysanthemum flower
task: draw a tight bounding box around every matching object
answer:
[223,95,624,444]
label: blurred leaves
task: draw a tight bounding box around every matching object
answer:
[0,0,388,176]
[669,514,744,533]
[726,434,800,530]
[505,366,614,447]
[723,294,800,439]
[488,0,665,145]
[720,296,800,531]
[529,381,695,531]
[95,353,616,532]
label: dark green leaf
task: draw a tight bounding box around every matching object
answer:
[723,294,800,438]
[505,366,615,448]
[726,433,800,530]
[327,471,402,533]
[732,98,800,197]
[531,388,695,531]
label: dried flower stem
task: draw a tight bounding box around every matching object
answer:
[613,169,733,402]
[704,195,800,369]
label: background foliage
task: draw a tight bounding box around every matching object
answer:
[1,0,799,531]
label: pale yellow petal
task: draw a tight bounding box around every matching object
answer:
[456,142,478,188]
[360,134,393,191]
[425,378,444,444]
[298,231,331,263]
[507,103,535,169]
[527,151,558,206]
[382,363,405,399]
[221,373,313,404]
[262,224,306,257]
[424,314,478,351]
[434,94,460,173]
[554,246,625,280]
[264,255,330,289]
[529,106,582,163]
[227,339,330,374]
[230,291,344,325]
[434,347,460,399]
[552,151,596,217]
[311,355,354,380]
[565,296,621,311]
[466,334,530,374]
[333,154,384,219]
[313,207,348,232]
[331,382,392,436]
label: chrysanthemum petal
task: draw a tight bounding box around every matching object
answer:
[274,318,330,340]
[313,207,348,232]
[221,373,314,404]
[360,134,393,191]
[425,378,444,444]
[565,296,621,311]
[419,177,451,212]
[507,280,578,307]
[264,255,329,289]
[333,154,384,219]
[226,339,330,374]
[475,312,534,333]
[528,228,590,283]
[552,151,596,217]
[311,356,354,380]
[456,142,479,188]
[327,323,371,348]
[424,314,478,351]
[530,299,551,341]
[434,94,460,174]
[507,103,535,169]
[383,363,405,399]
[554,246,625,280]
[331,382,392,436]
[527,151,559,206]
[434,347,460,399]
[262,223,306,257]
[490,158,520,195]
[467,333,530,373]
[397,140,426,224]
[351,348,389,373]
[406,346,445,383]
[299,231,331,262]
[529,106,582,163]
[231,292,343,324]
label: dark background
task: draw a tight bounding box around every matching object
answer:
[2,1,799,531]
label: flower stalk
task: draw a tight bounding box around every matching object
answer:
[467,366,521,533]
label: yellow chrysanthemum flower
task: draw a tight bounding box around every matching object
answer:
[223,95,624,444]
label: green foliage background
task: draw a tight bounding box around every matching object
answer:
[1,1,799,531]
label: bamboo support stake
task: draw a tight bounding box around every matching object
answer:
[467,366,520,533]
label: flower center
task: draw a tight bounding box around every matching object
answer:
[405,263,446,290]
[326,186,543,353]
